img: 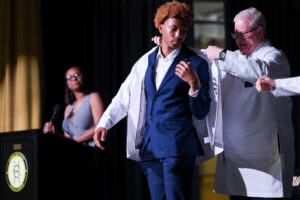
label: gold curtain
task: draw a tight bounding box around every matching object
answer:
[0,0,43,132]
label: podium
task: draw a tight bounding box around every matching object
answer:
[0,129,106,200]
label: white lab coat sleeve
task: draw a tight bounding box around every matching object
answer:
[96,46,156,134]
[272,77,300,97]
[220,48,290,83]
[96,65,137,131]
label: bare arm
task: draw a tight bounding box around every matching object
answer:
[74,92,104,143]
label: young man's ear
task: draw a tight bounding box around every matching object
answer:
[159,24,163,34]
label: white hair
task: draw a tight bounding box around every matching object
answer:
[234,7,266,36]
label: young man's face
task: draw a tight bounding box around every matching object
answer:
[159,18,187,51]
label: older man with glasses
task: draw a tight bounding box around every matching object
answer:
[206,7,294,200]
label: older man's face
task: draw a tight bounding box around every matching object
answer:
[234,19,262,55]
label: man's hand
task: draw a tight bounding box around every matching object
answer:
[256,76,276,92]
[206,45,224,60]
[175,61,201,93]
[93,127,107,150]
[151,36,162,45]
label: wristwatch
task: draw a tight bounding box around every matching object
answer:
[219,49,226,61]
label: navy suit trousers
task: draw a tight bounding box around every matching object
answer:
[140,141,196,200]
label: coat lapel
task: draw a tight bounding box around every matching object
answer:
[145,46,159,96]
[156,46,189,94]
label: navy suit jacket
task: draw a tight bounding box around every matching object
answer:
[140,45,210,159]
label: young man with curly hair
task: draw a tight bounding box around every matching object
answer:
[94,1,210,199]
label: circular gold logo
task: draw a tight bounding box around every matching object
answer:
[6,152,28,192]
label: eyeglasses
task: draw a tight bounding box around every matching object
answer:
[231,26,260,39]
[65,73,83,80]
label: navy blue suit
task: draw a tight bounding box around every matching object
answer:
[139,45,210,200]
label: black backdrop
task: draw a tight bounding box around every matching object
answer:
[41,0,193,200]
[41,0,300,199]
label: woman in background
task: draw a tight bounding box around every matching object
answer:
[43,66,104,146]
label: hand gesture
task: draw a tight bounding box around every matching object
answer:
[175,61,201,93]
[93,127,107,150]
[256,76,276,92]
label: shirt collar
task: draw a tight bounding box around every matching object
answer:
[244,39,270,56]
[157,45,181,61]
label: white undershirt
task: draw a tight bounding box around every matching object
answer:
[154,46,199,96]
[154,46,181,90]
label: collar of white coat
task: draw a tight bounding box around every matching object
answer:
[240,39,271,56]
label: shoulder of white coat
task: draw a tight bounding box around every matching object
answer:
[187,47,205,59]
[131,47,157,72]
[256,40,284,57]
[259,46,290,67]
[188,47,213,68]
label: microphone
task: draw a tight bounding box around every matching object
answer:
[50,104,61,123]
[43,104,61,134]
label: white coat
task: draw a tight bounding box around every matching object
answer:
[273,77,300,96]
[96,47,224,162]
[213,40,294,198]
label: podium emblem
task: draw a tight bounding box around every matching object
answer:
[6,152,28,192]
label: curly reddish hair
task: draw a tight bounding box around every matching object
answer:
[154,1,194,29]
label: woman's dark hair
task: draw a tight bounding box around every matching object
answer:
[64,66,90,105]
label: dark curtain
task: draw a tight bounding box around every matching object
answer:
[41,0,300,198]
[224,0,300,171]
[41,0,193,200]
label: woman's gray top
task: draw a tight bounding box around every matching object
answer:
[62,94,94,146]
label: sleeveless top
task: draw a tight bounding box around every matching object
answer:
[62,94,95,146]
